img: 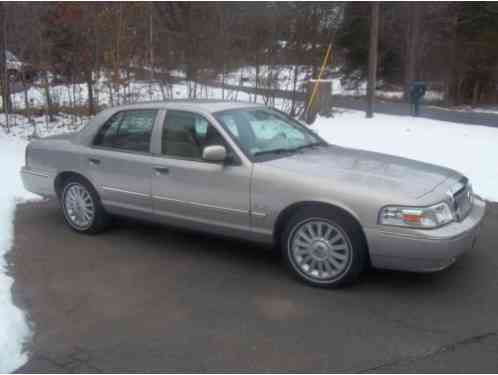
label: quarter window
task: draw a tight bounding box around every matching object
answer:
[93,110,157,153]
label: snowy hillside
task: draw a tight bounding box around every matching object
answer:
[215,65,444,102]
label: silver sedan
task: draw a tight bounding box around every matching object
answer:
[21,101,485,287]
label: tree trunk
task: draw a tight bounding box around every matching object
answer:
[366,2,379,118]
[68,78,75,127]
[290,64,299,117]
[86,69,95,115]
[93,2,99,109]
[21,73,31,123]
[37,12,54,122]
[457,77,465,106]
[42,71,54,122]
[404,3,421,98]
[0,3,11,118]
[148,1,154,98]
[447,12,459,106]
[472,80,480,106]
[254,53,259,103]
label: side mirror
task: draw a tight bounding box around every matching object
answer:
[202,145,226,162]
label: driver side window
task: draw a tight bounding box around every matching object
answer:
[161,110,230,161]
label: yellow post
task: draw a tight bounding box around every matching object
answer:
[306,43,332,115]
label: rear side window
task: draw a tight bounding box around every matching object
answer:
[93,110,157,153]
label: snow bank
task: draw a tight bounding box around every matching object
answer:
[312,109,498,202]
[0,134,34,372]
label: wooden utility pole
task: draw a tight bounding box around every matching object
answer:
[366,2,379,118]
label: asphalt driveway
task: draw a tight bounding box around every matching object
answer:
[9,200,498,373]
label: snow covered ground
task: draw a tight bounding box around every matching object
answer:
[7,76,292,113]
[0,131,33,373]
[219,65,313,91]
[312,109,498,202]
[0,113,87,373]
[216,65,444,102]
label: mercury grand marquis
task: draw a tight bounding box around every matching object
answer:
[21,100,485,287]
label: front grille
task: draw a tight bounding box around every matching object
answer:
[451,180,473,221]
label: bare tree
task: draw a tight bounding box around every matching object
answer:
[404,2,422,97]
[366,2,379,118]
[0,2,12,126]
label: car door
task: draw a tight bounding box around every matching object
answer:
[150,109,251,237]
[87,109,158,217]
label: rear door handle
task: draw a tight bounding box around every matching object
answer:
[154,167,169,175]
[88,158,100,165]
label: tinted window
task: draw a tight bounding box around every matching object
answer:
[94,110,156,152]
[162,111,228,160]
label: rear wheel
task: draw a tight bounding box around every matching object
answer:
[60,176,109,234]
[282,206,368,287]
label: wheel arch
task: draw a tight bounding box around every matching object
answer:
[54,171,97,199]
[273,201,368,251]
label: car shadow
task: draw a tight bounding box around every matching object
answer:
[109,212,474,294]
[16,199,483,296]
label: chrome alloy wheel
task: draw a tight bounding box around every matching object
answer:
[63,183,95,229]
[289,219,352,281]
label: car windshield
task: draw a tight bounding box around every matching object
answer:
[214,108,325,160]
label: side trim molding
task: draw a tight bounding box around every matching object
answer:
[102,186,149,198]
[22,169,50,178]
[153,194,249,214]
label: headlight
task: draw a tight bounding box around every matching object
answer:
[379,202,454,229]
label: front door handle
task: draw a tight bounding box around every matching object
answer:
[88,158,100,166]
[154,167,169,176]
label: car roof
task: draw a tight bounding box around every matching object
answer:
[107,100,265,114]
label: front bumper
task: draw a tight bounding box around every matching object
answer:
[366,196,486,272]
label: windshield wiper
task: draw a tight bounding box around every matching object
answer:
[253,143,325,157]
[253,148,299,157]
[291,142,325,152]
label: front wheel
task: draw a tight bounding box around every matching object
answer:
[282,206,368,288]
[61,177,109,234]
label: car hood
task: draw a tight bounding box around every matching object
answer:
[263,145,460,199]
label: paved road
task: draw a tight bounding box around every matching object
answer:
[10,200,498,373]
[332,96,498,128]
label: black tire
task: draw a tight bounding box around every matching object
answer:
[60,176,110,234]
[281,205,368,288]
